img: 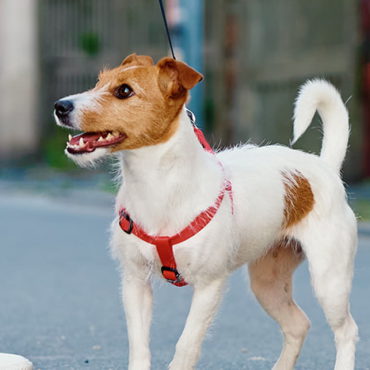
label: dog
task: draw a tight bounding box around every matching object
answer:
[54,54,358,370]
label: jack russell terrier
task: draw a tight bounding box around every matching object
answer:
[54,54,358,370]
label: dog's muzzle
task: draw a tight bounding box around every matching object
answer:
[54,99,74,126]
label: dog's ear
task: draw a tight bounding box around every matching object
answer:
[157,57,203,98]
[121,54,154,67]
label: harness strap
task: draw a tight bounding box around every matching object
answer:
[119,116,233,287]
[193,125,214,153]
[119,178,232,286]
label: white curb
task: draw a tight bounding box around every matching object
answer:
[0,354,33,370]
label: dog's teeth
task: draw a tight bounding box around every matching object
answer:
[68,134,72,141]
[112,131,119,137]
[79,138,84,146]
[107,133,113,140]
[98,136,104,142]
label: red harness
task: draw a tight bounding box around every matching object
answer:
[119,119,233,287]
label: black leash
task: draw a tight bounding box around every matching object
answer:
[157,0,197,126]
[158,0,176,60]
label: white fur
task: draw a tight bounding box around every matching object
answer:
[292,79,349,172]
[60,79,359,370]
[65,147,109,168]
[121,65,141,72]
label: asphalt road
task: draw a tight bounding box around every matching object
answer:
[0,191,369,370]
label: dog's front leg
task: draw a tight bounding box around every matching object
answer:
[169,277,227,370]
[122,273,153,370]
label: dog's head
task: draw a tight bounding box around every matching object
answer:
[54,54,203,166]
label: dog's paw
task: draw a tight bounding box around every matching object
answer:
[128,359,150,370]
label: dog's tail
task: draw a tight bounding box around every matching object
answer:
[292,79,349,173]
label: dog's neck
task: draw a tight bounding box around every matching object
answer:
[116,108,223,235]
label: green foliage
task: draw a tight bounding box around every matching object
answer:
[42,127,76,170]
[352,199,370,221]
[80,32,101,56]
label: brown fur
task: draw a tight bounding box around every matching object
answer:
[282,172,314,228]
[79,54,203,151]
[120,54,154,67]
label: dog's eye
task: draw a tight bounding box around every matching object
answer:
[114,84,134,99]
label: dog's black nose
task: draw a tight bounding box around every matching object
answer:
[54,100,74,118]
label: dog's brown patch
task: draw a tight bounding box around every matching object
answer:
[79,54,203,151]
[282,172,314,228]
[120,54,154,67]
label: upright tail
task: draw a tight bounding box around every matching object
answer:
[292,79,349,173]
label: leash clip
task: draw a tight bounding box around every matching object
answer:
[186,108,196,125]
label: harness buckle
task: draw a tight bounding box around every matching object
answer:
[119,210,134,234]
[161,266,183,284]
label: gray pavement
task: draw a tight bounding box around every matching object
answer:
[0,191,369,370]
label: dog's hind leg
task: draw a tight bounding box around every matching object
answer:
[248,239,310,370]
[169,277,227,370]
[297,208,358,370]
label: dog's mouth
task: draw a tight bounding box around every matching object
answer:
[66,131,126,154]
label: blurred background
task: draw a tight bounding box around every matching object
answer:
[1,0,370,211]
[0,1,370,369]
